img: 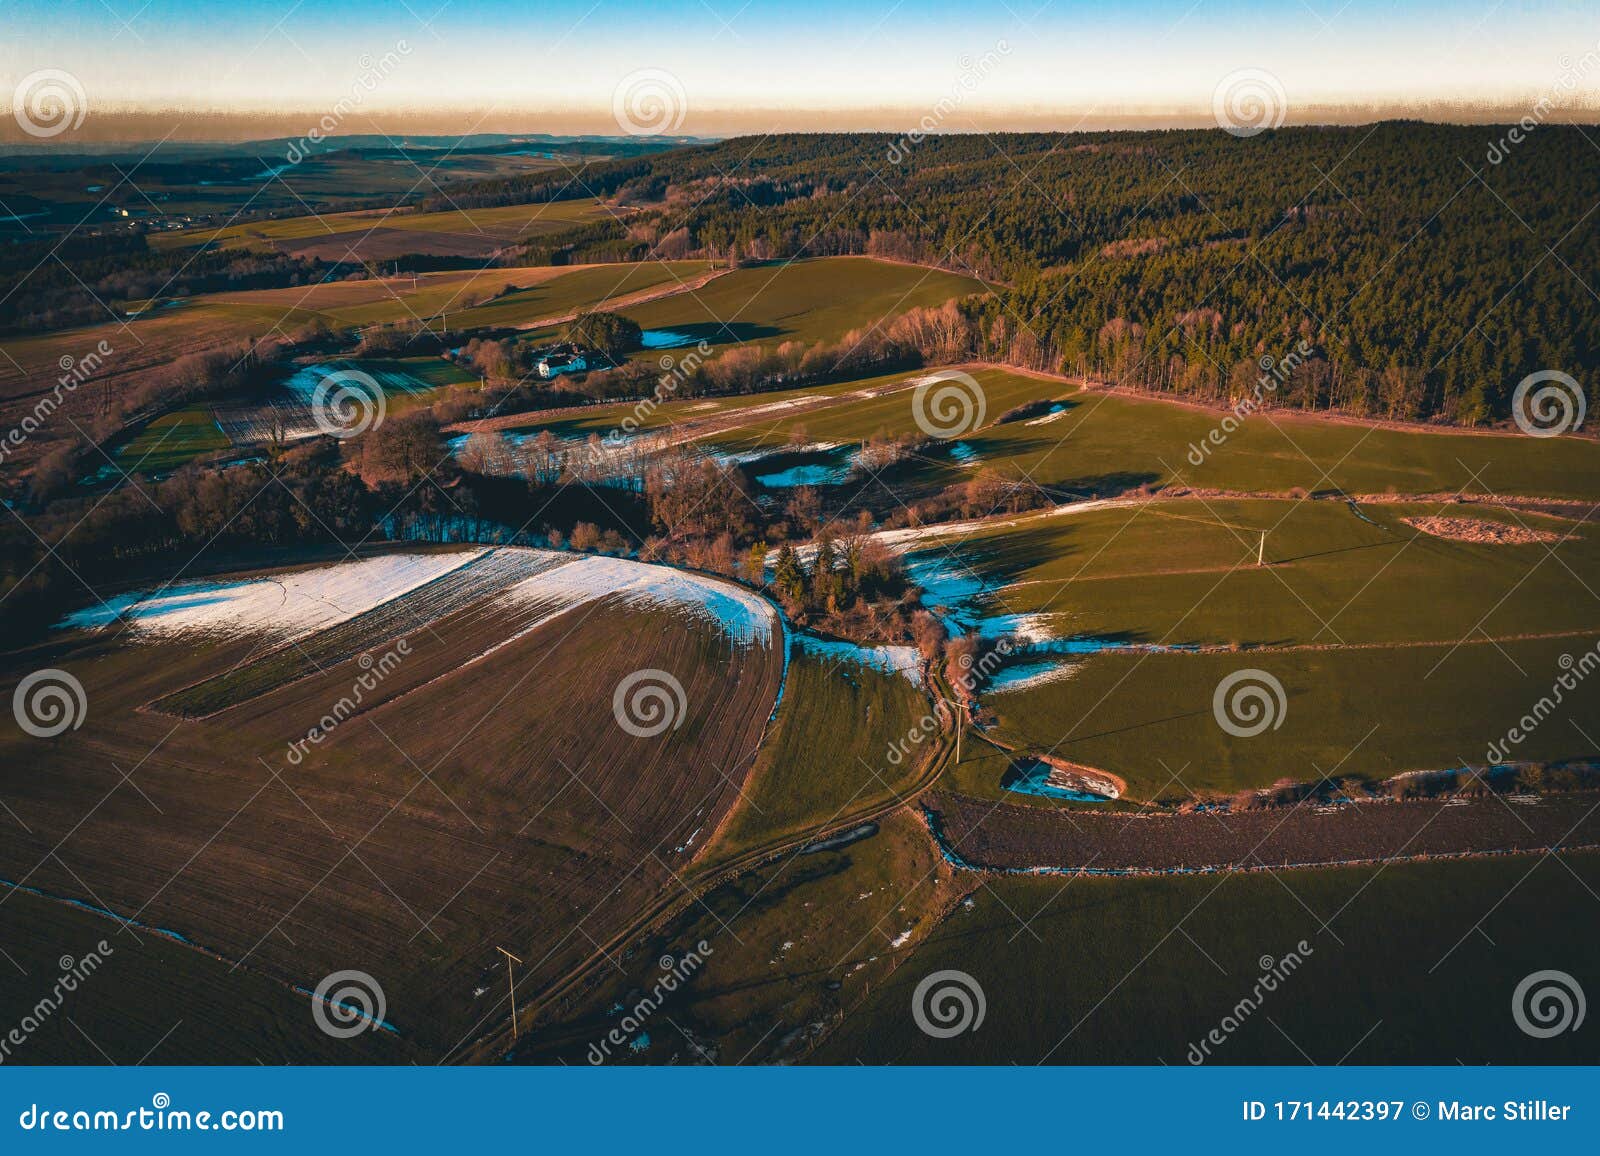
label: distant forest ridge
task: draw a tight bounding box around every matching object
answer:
[436,125,1597,427]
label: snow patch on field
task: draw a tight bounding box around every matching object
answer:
[987,659,1080,694]
[977,612,1060,644]
[60,551,487,639]
[795,633,923,685]
[499,552,775,648]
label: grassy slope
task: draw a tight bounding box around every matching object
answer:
[977,376,1600,502]
[984,634,1600,800]
[813,853,1600,1064]
[923,498,1600,648]
[149,199,609,251]
[686,365,1599,501]
[112,405,231,473]
[709,647,931,859]
[510,808,960,1066]
[618,257,988,348]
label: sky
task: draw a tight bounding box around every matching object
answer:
[3,0,1599,138]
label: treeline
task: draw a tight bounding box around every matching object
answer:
[0,233,331,335]
[435,124,1597,425]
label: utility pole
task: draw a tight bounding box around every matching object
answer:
[1257,530,1267,567]
[496,946,523,1041]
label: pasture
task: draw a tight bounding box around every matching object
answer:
[150,199,614,260]
[708,643,932,859]
[814,853,1600,1064]
[508,808,960,1065]
[615,258,989,349]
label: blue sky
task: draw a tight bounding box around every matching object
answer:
[3,0,1597,130]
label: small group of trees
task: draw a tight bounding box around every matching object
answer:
[563,311,643,360]
[766,519,904,622]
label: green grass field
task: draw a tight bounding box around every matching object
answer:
[966,372,1600,502]
[982,634,1599,800]
[616,257,989,349]
[112,405,231,474]
[911,498,1600,649]
[455,261,715,329]
[709,646,933,859]
[512,808,961,1065]
[150,198,611,252]
[813,852,1600,1064]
